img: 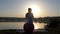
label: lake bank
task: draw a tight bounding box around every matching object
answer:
[0,29,59,34]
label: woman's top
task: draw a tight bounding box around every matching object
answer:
[25,13,34,24]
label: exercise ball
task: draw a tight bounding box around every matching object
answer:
[23,23,34,33]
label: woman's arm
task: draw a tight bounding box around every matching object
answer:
[25,13,28,19]
[32,14,37,22]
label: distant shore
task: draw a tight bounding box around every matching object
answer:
[0,17,60,23]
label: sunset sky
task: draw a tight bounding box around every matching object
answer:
[0,0,59,18]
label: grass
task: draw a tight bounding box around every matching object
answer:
[0,28,59,34]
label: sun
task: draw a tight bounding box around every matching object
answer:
[26,4,41,18]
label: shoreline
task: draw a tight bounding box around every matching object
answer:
[0,29,48,34]
[0,29,59,34]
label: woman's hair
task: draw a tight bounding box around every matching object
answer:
[28,8,32,10]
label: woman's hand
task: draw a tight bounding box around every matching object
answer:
[34,19,37,23]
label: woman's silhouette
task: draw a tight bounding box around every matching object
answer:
[23,8,35,34]
[25,8,34,24]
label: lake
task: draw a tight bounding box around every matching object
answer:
[0,22,47,30]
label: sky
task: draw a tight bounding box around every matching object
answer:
[0,0,60,18]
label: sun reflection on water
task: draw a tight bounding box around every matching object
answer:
[33,22,47,29]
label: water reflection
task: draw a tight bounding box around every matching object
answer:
[0,22,47,30]
[33,22,47,29]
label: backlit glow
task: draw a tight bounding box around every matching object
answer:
[26,4,41,18]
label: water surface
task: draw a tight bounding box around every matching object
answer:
[0,22,47,30]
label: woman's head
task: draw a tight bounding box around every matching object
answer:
[28,8,32,13]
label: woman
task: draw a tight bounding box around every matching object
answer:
[24,8,35,34]
[25,8,34,24]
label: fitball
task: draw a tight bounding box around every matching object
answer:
[23,23,34,33]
